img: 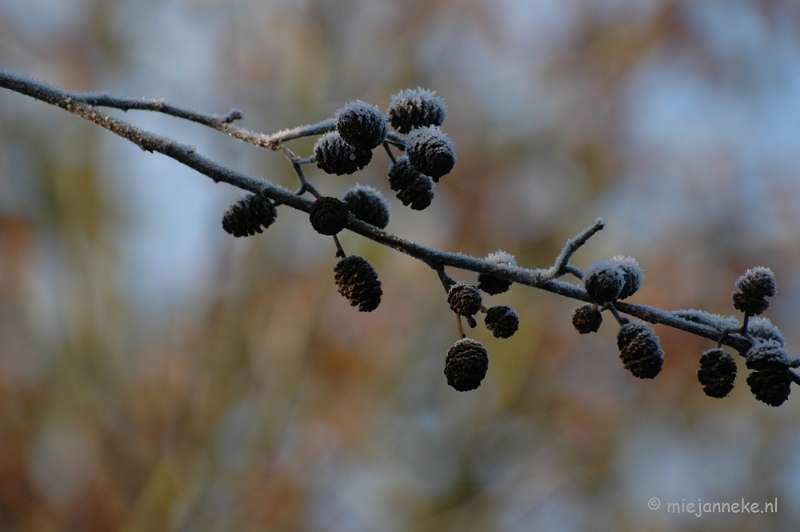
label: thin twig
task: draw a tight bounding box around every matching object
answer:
[543,217,605,281]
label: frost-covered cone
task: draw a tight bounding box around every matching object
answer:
[447,282,482,317]
[735,266,777,299]
[444,338,489,391]
[222,193,277,237]
[747,317,784,346]
[484,306,519,339]
[309,196,349,236]
[336,100,387,150]
[314,131,373,175]
[334,255,382,312]
[396,175,434,210]
[745,341,790,372]
[732,266,776,316]
[697,348,737,398]
[406,126,456,180]
[387,87,446,134]
[341,185,390,229]
[584,260,625,304]
[616,321,664,379]
[732,291,770,316]
[387,156,422,191]
[609,256,643,300]
[747,369,791,407]
[477,251,516,295]
[572,305,602,334]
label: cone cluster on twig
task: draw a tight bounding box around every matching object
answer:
[211,86,799,408]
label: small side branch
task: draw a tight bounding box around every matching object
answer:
[543,217,605,281]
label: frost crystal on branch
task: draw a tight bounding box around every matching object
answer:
[747,317,784,346]
[477,251,516,295]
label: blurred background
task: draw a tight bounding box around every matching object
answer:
[1,0,800,530]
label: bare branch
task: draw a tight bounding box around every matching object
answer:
[0,69,763,364]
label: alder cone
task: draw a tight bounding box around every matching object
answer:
[747,370,791,407]
[336,100,387,150]
[406,126,456,180]
[484,305,519,339]
[387,87,446,134]
[314,131,372,175]
[221,193,277,237]
[616,321,664,379]
[572,305,602,334]
[445,338,489,391]
[342,185,390,229]
[309,196,349,236]
[447,282,482,317]
[697,348,737,398]
[334,255,382,312]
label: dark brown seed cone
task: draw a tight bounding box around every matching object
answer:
[444,338,489,391]
[697,348,737,398]
[406,126,456,180]
[341,185,390,229]
[747,369,791,406]
[477,251,516,295]
[396,175,434,210]
[387,87,447,134]
[387,156,422,191]
[334,255,382,312]
[610,256,644,300]
[447,282,482,317]
[616,321,664,379]
[314,131,373,175]
[572,305,602,334]
[735,266,777,298]
[222,194,277,237]
[732,291,769,315]
[745,341,789,372]
[336,100,387,150]
[484,306,519,339]
[477,274,512,295]
[309,196,349,236]
[584,260,625,304]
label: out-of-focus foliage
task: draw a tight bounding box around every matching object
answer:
[1,0,800,530]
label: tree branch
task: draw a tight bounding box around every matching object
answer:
[0,69,768,363]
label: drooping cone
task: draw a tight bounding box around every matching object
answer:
[221,193,277,237]
[445,338,489,391]
[334,255,382,312]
